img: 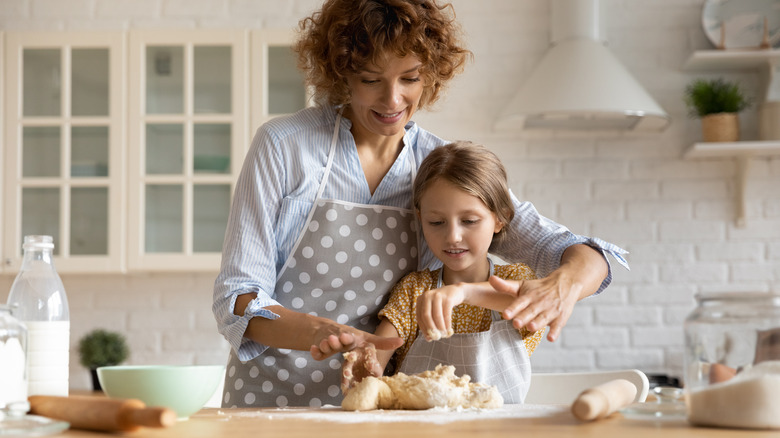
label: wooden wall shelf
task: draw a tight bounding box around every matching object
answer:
[683,49,780,228]
[683,141,780,228]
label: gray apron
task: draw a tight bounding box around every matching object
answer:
[398,260,532,404]
[223,111,419,408]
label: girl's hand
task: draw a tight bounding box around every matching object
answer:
[341,343,383,393]
[415,284,467,341]
[309,326,402,360]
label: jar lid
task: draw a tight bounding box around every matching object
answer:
[695,291,780,305]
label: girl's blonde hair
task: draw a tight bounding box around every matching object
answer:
[294,0,471,109]
[413,141,514,241]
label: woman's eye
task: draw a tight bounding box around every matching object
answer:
[404,77,421,83]
[361,79,379,84]
[428,221,444,226]
[463,219,479,225]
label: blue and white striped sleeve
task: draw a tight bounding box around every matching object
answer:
[490,191,629,295]
[212,126,286,362]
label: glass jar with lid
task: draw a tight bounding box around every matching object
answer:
[684,292,780,429]
[0,304,27,411]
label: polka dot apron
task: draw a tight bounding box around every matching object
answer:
[397,260,532,403]
[223,110,419,408]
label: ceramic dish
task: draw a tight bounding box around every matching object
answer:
[97,365,225,420]
[701,0,780,49]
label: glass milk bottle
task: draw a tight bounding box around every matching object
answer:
[6,235,70,396]
[0,305,27,410]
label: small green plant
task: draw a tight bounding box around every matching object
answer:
[684,78,750,118]
[78,329,129,369]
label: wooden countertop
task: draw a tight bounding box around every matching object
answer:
[57,404,777,438]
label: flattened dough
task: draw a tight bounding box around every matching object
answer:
[342,364,503,411]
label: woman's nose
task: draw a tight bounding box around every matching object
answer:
[381,82,402,107]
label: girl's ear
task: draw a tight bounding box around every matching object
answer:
[416,208,422,220]
[494,222,504,234]
[493,217,504,234]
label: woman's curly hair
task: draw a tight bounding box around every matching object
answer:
[294,0,471,109]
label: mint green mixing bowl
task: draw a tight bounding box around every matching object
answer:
[97,365,224,419]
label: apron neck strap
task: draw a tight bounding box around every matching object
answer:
[316,108,344,201]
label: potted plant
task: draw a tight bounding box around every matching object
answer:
[77,329,129,391]
[684,78,750,142]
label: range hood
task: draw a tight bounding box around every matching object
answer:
[496,0,670,132]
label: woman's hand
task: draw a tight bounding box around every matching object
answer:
[489,274,579,342]
[492,244,608,342]
[341,343,382,393]
[415,284,468,341]
[309,326,402,361]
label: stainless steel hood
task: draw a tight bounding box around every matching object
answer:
[495,0,670,132]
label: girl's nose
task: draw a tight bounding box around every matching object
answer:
[446,224,462,244]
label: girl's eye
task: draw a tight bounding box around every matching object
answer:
[427,221,444,226]
[404,77,421,83]
[463,219,480,225]
[361,79,379,84]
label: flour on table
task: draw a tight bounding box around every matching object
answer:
[216,404,565,424]
[341,364,503,411]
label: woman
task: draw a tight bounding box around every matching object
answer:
[213,0,628,408]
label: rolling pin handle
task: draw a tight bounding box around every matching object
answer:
[125,406,178,429]
[571,379,637,421]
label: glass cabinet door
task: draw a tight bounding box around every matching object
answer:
[1,32,5,272]
[250,30,309,133]
[3,32,125,272]
[128,30,248,271]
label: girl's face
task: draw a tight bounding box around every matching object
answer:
[417,179,504,284]
[345,53,424,145]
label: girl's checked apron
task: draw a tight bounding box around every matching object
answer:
[223,110,419,408]
[398,260,533,403]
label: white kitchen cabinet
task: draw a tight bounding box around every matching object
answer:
[1,32,5,274]
[127,30,306,271]
[3,31,126,272]
[251,30,311,131]
[127,30,247,272]
[2,29,307,273]
[683,49,780,228]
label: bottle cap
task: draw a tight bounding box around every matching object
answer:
[23,235,55,250]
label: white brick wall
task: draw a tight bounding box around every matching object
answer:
[2,0,780,390]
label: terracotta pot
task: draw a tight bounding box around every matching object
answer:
[701,113,739,142]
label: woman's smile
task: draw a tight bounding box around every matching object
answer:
[372,109,405,124]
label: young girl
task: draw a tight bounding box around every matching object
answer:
[339,141,544,403]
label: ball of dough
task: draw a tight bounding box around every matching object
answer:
[342,364,503,411]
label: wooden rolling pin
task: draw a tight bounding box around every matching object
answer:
[28,395,177,432]
[570,379,637,421]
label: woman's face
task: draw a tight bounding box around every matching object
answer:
[345,53,425,145]
[418,179,504,284]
